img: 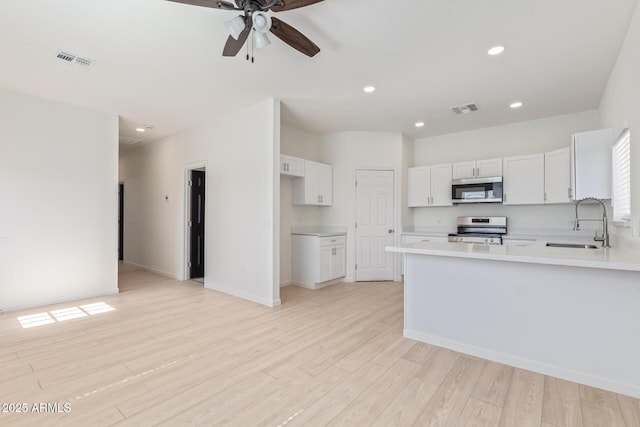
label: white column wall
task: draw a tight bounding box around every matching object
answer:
[0,88,119,312]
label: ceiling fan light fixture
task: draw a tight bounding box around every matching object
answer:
[255,31,271,48]
[226,15,246,40]
[252,11,272,34]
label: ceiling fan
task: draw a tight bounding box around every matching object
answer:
[167,0,323,58]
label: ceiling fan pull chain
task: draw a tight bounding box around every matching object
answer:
[250,29,255,63]
[246,29,250,61]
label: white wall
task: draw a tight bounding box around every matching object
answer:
[279,126,323,286]
[320,131,406,281]
[119,99,281,307]
[600,2,640,239]
[0,88,119,312]
[412,110,602,233]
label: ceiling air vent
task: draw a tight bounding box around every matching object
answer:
[450,103,479,115]
[55,50,94,68]
[56,51,75,63]
[119,137,143,145]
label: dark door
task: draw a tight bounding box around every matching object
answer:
[118,183,124,261]
[189,170,206,279]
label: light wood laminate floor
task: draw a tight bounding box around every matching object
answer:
[1,265,639,426]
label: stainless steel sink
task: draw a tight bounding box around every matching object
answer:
[546,242,598,249]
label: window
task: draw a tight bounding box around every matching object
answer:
[612,128,631,223]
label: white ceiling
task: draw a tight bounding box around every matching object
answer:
[0,0,637,143]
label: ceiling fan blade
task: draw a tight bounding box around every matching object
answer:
[271,0,324,12]
[166,0,236,10]
[270,17,320,57]
[223,16,252,56]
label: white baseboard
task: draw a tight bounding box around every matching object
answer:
[280,280,294,288]
[404,329,640,399]
[206,283,281,308]
[292,277,343,290]
[122,261,179,280]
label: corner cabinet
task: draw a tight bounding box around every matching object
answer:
[280,154,305,177]
[503,154,544,205]
[571,128,613,200]
[292,235,346,288]
[408,164,452,207]
[292,160,332,206]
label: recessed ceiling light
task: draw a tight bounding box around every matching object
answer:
[135,127,146,133]
[510,101,523,109]
[363,86,376,93]
[488,45,506,56]
[415,122,425,128]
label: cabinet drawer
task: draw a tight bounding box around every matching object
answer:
[319,236,346,247]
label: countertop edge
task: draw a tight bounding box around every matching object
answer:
[386,244,640,272]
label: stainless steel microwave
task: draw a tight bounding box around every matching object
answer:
[451,176,503,203]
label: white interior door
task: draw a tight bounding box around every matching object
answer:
[356,170,395,281]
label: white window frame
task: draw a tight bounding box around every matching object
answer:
[611,128,631,226]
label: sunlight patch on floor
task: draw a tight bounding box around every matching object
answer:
[17,302,116,328]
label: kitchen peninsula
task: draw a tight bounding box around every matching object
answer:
[386,239,640,398]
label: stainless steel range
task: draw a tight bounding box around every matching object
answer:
[448,216,507,245]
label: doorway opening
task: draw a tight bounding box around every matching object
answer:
[118,183,124,261]
[187,168,206,282]
[355,169,395,281]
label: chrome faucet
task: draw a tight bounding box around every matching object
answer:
[573,197,610,248]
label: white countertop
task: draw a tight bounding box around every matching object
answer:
[387,236,640,272]
[291,226,347,237]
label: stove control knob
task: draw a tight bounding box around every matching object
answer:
[485,238,489,244]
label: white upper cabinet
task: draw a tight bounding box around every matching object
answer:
[408,166,430,207]
[280,154,304,177]
[292,160,332,206]
[503,154,545,205]
[408,164,452,207]
[430,164,453,206]
[571,128,613,200]
[452,161,476,179]
[544,147,571,204]
[477,158,503,177]
[452,158,502,179]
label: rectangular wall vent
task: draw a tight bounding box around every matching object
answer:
[450,103,479,115]
[55,50,94,68]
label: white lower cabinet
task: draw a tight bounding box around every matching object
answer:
[292,235,346,288]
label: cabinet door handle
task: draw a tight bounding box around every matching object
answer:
[504,193,507,203]
[568,187,572,199]
[388,229,394,234]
